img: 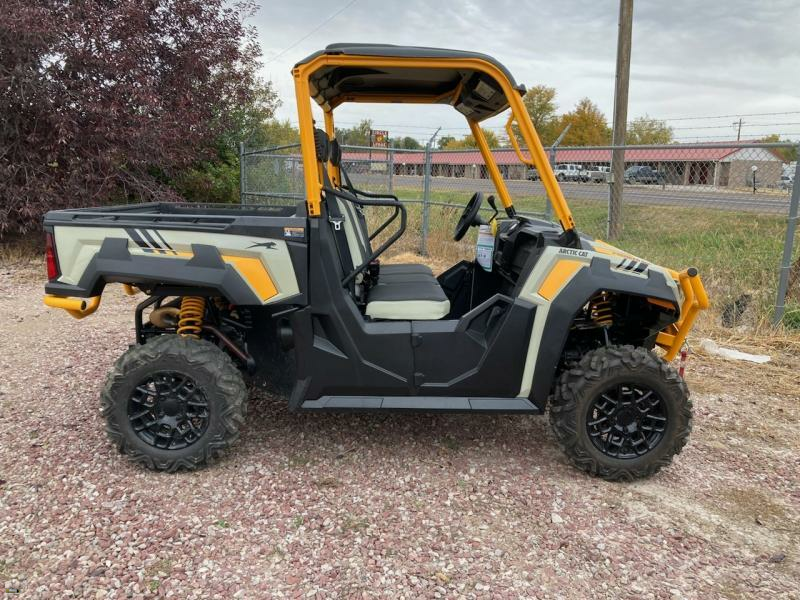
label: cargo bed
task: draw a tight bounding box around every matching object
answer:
[44,202,309,307]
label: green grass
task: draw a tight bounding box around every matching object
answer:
[783,304,800,330]
[371,186,791,324]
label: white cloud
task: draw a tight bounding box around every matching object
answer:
[250,0,800,142]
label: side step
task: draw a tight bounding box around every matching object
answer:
[300,396,541,413]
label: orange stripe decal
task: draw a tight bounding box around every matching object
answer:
[134,246,278,303]
[221,255,278,302]
[538,260,583,301]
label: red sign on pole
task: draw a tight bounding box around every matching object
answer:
[370,129,389,148]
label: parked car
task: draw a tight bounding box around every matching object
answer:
[554,163,588,182]
[625,165,665,185]
[526,167,540,181]
[588,165,611,183]
[779,175,794,190]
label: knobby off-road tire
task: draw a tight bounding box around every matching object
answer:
[549,345,691,481]
[101,335,247,472]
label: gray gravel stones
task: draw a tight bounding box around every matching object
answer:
[1,268,798,598]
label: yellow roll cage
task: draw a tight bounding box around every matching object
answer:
[291,53,577,233]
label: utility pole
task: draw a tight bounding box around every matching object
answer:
[608,0,633,240]
[733,117,743,141]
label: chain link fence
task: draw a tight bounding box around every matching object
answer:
[240,141,800,328]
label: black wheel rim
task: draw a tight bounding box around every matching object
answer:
[586,383,667,459]
[128,371,209,450]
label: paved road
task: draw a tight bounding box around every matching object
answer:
[350,174,792,214]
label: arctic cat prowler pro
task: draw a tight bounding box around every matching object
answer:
[42,44,708,480]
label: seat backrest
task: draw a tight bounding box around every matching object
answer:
[336,197,369,269]
[328,138,373,269]
[315,128,354,275]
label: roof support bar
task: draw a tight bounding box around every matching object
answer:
[323,109,341,186]
[293,53,577,232]
[504,88,576,231]
[468,119,514,214]
[293,67,322,217]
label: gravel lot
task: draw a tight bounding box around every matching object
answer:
[1,265,798,599]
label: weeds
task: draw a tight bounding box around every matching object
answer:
[341,514,369,532]
[287,454,311,468]
[369,187,795,326]
[144,558,173,593]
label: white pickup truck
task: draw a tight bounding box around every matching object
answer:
[553,163,588,182]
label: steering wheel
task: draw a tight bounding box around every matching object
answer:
[453,192,484,241]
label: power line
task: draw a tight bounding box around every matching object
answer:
[264,0,359,65]
[630,110,800,123]
[673,131,800,140]
[669,121,800,131]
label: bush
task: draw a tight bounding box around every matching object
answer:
[0,0,271,236]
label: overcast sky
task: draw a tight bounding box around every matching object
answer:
[252,0,800,144]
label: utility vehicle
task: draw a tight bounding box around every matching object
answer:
[42,44,708,480]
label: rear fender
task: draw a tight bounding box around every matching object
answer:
[45,235,306,307]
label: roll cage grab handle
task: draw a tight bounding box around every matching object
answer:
[292,54,577,233]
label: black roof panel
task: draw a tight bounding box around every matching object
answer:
[296,43,519,87]
[295,44,524,121]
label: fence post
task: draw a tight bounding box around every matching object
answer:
[420,143,433,256]
[546,146,556,222]
[773,148,800,325]
[388,148,394,194]
[239,141,245,205]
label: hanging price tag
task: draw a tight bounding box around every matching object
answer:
[476,224,495,272]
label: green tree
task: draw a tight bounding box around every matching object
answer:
[626,115,673,145]
[335,119,373,146]
[519,84,559,146]
[437,135,456,149]
[395,136,422,150]
[248,118,299,148]
[557,98,611,146]
[761,134,798,163]
[442,129,500,149]
[171,82,280,205]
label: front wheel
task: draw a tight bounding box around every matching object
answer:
[101,335,247,472]
[549,345,691,481]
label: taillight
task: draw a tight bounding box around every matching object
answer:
[45,231,60,281]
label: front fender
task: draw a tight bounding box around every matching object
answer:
[526,255,681,407]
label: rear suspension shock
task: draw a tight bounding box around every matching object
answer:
[177,296,206,338]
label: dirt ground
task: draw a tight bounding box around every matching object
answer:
[1,264,798,599]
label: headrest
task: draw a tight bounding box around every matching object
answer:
[313,128,330,163]
[329,139,342,167]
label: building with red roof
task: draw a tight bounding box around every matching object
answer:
[342,143,784,187]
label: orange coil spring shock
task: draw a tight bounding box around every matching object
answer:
[589,292,614,327]
[177,296,206,339]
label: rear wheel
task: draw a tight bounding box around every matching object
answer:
[101,335,247,472]
[549,345,691,481]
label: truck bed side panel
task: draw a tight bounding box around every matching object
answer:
[44,204,308,306]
